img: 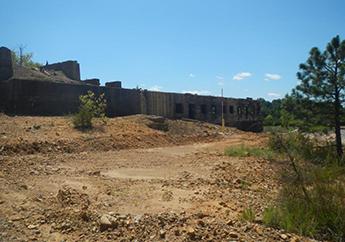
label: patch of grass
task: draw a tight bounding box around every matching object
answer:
[263,133,345,241]
[239,179,251,190]
[263,202,318,237]
[240,207,255,222]
[225,145,276,160]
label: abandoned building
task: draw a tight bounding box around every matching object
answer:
[0,46,262,132]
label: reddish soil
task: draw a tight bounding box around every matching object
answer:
[0,114,313,241]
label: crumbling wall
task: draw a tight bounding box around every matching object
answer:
[140,91,262,131]
[105,87,141,117]
[0,47,13,81]
[1,78,262,131]
[105,81,122,88]
[43,61,81,81]
[2,79,141,117]
[6,79,95,115]
[0,81,10,112]
[83,78,100,86]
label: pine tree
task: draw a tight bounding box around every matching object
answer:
[296,35,345,158]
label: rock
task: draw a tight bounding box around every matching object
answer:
[9,215,22,221]
[99,214,112,231]
[20,184,28,190]
[254,226,263,235]
[159,229,166,239]
[89,171,101,176]
[197,220,205,227]
[186,227,196,239]
[27,224,38,229]
[195,212,207,219]
[133,215,142,223]
[280,234,288,240]
[229,232,238,238]
[99,214,119,231]
[226,219,235,226]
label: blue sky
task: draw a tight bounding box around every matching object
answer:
[1,0,345,100]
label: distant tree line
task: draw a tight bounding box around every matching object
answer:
[257,98,282,126]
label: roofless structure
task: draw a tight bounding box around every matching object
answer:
[0,47,262,132]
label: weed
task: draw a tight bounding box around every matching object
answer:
[264,132,345,241]
[240,207,255,222]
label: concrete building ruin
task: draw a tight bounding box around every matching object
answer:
[0,46,262,132]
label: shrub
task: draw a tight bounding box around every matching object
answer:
[264,132,345,241]
[268,132,341,165]
[73,91,106,129]
[263,165,345,240]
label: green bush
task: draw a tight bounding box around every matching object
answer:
[73,91,106,129]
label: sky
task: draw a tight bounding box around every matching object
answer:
[1,0,345,100]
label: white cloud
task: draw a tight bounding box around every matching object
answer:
[217,81,224,86]
[183,90,211,95]
[267,92,281,98]
[264,73,282,81]
[189,73,195,78]
[216,75,224,80]
[233,72,252,80]
[149,85,162,91]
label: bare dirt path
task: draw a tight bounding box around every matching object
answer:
[0,115,313,241]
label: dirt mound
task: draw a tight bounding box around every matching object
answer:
[56,186,90,210]
[12,65,82,84]
[0,121,310,241]
[0,114,239,156]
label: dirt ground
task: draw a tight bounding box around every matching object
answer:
[0,114,314,241]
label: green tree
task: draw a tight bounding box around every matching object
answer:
[257,98,282,126]
[295,35,345,158]
[280,91,331,132]
[11,46,42,68]
[264,114,274,126]
[73,91,107,129]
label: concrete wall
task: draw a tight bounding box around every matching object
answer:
[83,78,100,86]
[2,79,141,117]
[43,61,81,81]
[105,87,141,117]
[140,91,262,131]
[0,79,262,131]
[6,79,91,115]
[0,81,10,112]
[0,47,13,81]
